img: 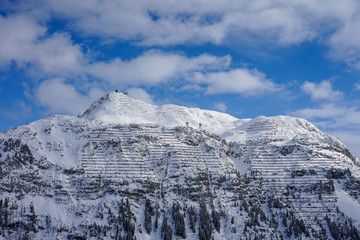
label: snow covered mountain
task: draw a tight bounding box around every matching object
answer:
[0,90,360,239]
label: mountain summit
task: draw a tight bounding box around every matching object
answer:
[0,91,359,239]
[80,90,240,134]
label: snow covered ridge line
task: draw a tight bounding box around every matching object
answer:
[78,91,341,140]
[0,90,360,239]
[79,90,241,135]
[79,90,358,161]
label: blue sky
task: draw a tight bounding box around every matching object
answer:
[1,0,360,156]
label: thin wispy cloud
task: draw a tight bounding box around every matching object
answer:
[213,102,227,112]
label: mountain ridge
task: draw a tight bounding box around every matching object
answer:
[79,90,242,135]
[79,90,348,147]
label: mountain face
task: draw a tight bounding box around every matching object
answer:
[0,90,360,240]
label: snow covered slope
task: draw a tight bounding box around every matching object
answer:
[0,90,359,240]
[80,90,244,135]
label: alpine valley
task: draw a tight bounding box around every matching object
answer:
[0,90,360,240]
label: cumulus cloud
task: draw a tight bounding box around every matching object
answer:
[36,0,360,69]
[301,80,343,101]
[0,14,84,75]
[3,0,360,68]
[89,51,230,87]
[292,104,346,120]
[193,68,279,95]
[0,13,278,107]
[329,21,360,68]
[0,15,45,65]
[88,50,279,96]
[3,1,360,84]
[126,88,154,104]
[0,13,277,110]
[0,13,233,90]
[40,0,351,46]
[35,79,105,115]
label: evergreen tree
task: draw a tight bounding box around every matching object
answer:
[161,216,172,240]
[154,210,159,230]
[188,206,197,233]
[211,208,221,232]
[172,202,186,238]
[198,202,212,240]
[144,199,153,234]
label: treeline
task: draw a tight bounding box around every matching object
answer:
[325,215,360,240]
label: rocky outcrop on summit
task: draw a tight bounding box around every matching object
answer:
[0,91,359,239]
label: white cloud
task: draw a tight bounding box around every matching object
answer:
[301,80,343,101]
[54,0,360,68]
[0,15,45,65]
[35,79,105,115]
[39,0,360,66]
[213,102,227,112]
[88,50,279,96]
[0,15,84,75]
[329,20,360,68]
[3,1,360,89]
[42,0,350,46]
[292,104,346,120]
[0,14,231,87]
[193,68,279,95]
[89,51,230,87]
[1,14,275,101]
[0,15,278,111]
[30,33,84,75]
[355,83,360,90]
[293,103,360,128]
[126,88,154,104]
[4,0,360,68]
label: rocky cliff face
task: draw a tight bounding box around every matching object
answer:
[0,91,359,239]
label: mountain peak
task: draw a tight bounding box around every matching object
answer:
[79,90,240,134]
[79,90,155,121]
[80,90,142,114]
